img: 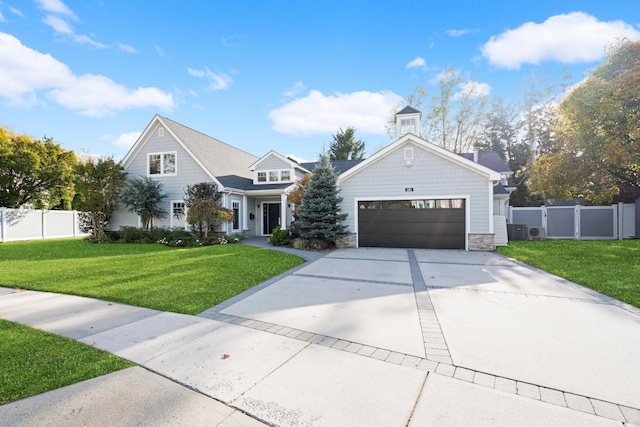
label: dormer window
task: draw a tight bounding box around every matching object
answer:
[255,169,294,184]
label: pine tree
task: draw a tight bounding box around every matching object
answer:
[297,152,347,244]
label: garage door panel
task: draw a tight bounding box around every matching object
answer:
[358,202,465,249]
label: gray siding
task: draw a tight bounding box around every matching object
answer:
[116,125,213,230]
[338,142,491,234]
[256,156,291,171]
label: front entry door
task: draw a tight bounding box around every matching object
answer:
[263,203,281,234]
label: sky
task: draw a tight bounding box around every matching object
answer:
[0,0,639,162]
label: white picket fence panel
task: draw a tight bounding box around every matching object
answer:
[0,208,88,242]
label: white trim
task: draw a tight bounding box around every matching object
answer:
[249,150,310,172]
[170,200,187,229]
[147,151,177,176]
[353,194,470,250]
[122,115,224,189]
[338,135,501,184]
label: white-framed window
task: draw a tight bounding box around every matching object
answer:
[256,169,293,184]
[232,201,240,230]
[172,201,185,219]
[400,118,416,134]
[148,152,176,176]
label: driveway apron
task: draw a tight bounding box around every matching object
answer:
[1,246,639,426]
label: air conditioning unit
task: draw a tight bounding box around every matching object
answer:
[528,226,546,240]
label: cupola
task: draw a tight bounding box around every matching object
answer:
[395,106,422,137]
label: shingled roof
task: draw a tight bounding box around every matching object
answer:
[160,116,259,179]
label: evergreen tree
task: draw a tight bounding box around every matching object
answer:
[329,127,365,160]
[297,153,347,244]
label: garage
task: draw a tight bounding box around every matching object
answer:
[357,199,465,249]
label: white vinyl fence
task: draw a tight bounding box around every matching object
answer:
[509,203,636,240]
[0,208,88,242]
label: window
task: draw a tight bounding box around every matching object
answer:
[269,171,279,182]
[148,152,176,175]
[400,118,416,134]
[232,202,240,230]
[280,170,291,181]
[172,201,185,219]
[257,172,267,182]
[257,169,293,184]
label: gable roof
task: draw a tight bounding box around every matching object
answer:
[249,150,310,173]
[338,133,502,184]
[123,115,259,180]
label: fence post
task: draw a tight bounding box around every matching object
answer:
[541,206,547,231]
[0,208,5,243]
[617,203,624,240]
[574,206,581,240]
[41,210,46,239]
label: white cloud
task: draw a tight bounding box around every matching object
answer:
[446,29,478,37]
[0,32,174,115]
[283,81,306,97]
[154,45,165,57]
[456,81,491,98]
[406,57,426,69]
[112,131,142,149]
[268,90,403,136]
[0,12,5,23]
[42,14,73,34]
[9,7,24,17]
[188,67,232,90]
[117,43,137,54]
[34,0,77,20]
[482,12,640,69]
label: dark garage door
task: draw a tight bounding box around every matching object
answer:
[358,199,465,249]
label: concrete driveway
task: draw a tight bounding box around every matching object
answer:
[1,247,639,426]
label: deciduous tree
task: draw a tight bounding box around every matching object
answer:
[184,182,232,239]
[530,39,640,203]
[73,157,127,241]
[0,129,76,209]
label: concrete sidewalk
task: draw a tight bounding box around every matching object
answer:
[1,246,640,426]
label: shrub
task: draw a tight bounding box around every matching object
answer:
[268,226,291,247]
[292,238,308,250]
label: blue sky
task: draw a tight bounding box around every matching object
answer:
[0,0,638,162]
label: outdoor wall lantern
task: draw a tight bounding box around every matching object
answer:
[250,213,255,220]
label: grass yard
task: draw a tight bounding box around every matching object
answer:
[0,319,134,405]
[0,238,304,315]
[498,240,640,309]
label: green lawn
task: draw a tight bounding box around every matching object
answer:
[0,319,134,405]
[0,238,304,315]
[498,240,640,308]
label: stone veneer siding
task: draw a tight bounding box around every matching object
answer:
[468,233,496,251]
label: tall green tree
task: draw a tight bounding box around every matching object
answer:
[0,129,76,209]
[121,176,167,230]
[297,153,347,245]
[184,182,232,239]
[329,127,366,160]
[530,39,640,204]
[73,157,127,241]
